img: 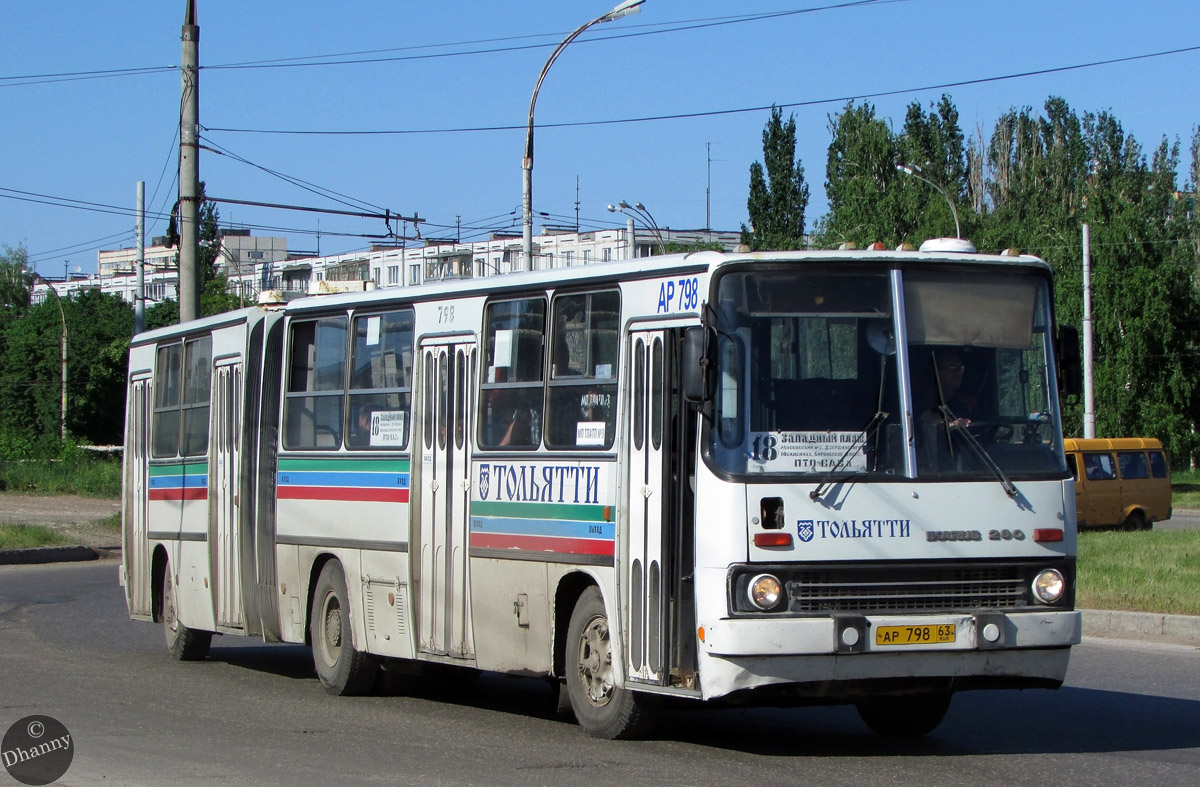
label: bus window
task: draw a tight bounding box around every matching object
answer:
[152,344,183,458]
[1149,450,1169,478]
[480,297,545,449]
[152,337,210,458]
[546,290,619,449]
[1083,452,1116,481]
[283,316,347,450]
[181,337,211,457]
[1118,451,1149,479]
[347,309,413,449]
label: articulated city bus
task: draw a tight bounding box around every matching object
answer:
[121,241,1082,738]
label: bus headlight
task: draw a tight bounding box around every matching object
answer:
[1032,569,1065,604]
[747,574,784,611]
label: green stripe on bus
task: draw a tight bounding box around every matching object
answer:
[149,462,208,476]
[277,458,411,473]
[471,500,607,522]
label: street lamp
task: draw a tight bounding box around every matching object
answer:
[522,0,645,271]
[24,269,67,440]
[200,240,254,307]
[607,200,666,254]
[896,163,961,239]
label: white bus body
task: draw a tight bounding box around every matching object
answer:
[122,247,1081,738]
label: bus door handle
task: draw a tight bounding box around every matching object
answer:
[641,486,654,499]
[430,479,441,492]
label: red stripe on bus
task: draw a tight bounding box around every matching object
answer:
[148,488,208,501]
[470,532,614,556]
[277,486,409,503]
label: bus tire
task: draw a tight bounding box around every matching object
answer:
[311,561,379,696]
[1123,510,1147,531]
[162,563,211,661]
[565,586,655,739]
[855,691,952,737]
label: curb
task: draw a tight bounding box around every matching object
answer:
[1081,608,1200,645]
[0,545,99,566]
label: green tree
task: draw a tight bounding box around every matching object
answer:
[1,244,32,312]
[742,106,809,250]
[812,101,903,247]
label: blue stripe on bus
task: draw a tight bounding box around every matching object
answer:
[148,475,208,489]
[470,516,614,541]
[276,471,410,489]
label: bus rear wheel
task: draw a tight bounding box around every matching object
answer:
[565,586,654,739]
[162,563,211,661]
[310,561,379,696]
[855,691,952,736]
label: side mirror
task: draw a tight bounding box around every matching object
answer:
[1057,325,1082,399]
[682,326,713,403]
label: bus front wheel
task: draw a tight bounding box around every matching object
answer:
[565,586,654,739]
[161,563,211,661]
[310,561,379,696]
[855,691,952,736]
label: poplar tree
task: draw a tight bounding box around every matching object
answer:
[741,106,809,250]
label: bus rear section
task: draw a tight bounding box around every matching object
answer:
[679,255,1080,736]
[1063,437,1171,530]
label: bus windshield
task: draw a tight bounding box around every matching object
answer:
[708,265,1067,480]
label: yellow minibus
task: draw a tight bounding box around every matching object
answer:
[1063,438,1171,529]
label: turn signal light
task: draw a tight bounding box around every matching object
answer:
[1034,529,1064,543]
[754,532,793,548]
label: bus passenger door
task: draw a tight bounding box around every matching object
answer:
[210,360,244,629]
[624,329,671,684]
[123,374,153,618]
[417,339,477,659]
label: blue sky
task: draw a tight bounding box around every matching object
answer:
[2,0,1197,277]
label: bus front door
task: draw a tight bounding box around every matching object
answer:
[624,329,671,684]
[417,339,477,660]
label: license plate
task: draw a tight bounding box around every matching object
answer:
[874,624,957,646]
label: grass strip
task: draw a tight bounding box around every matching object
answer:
[0,524,71,550]
[1077,529,1200,616]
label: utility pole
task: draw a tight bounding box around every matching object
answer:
[136,181,145,334]
[1082,223,1096,438]
[178,0,201,323]
[706,142,711,231]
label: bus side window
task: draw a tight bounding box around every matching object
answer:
[1083,452,1116,481]
[283,316,348,450]
[479,297,546,450]
[1149,450,1169,478]
[1118,451,1149,480]
[1066,453,1079,481]
[546,290,619,450]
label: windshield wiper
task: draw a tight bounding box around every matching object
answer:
[938,406,1019,499]
[810,410,888,502]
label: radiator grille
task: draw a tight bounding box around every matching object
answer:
[785,563,1027,614]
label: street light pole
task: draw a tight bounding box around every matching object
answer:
[896,163,961,239]
[608,200,666,254]
[25,270,67,440]
[522,0,644,272]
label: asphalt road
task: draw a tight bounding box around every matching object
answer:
[2,562,1199,787]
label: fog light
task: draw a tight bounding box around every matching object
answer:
[1032,569,1065,604]
[748,574,784,610]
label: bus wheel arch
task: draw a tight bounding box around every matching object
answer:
[553,572,598,678]
[154,545,212,661]
[308,557,379,696]
[563,584,656,739]
[1122,508,1149,531]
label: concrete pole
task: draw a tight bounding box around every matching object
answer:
[178,0,200,323]
[626,218,635,260]
[136,181,145,334]
[1082,223,1096,438]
